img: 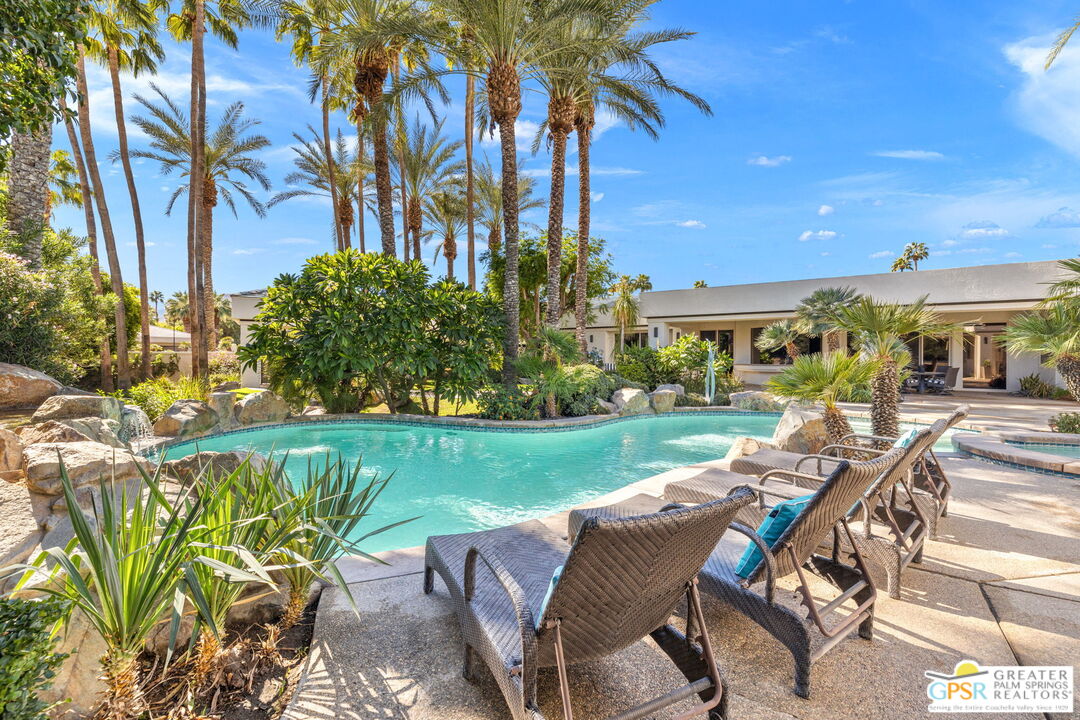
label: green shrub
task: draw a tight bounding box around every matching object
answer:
[657,335,734,394]
[614,346,671,389]
[476,385,540,420]
[713,374,744,405]
[0,597,68,720]
[208,353,239,378]
[1019,373,1071,400]
[1049,412,1080,433]
[126,376,210,421]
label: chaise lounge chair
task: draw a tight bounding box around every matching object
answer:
[423,487,756,720]
[568,448,908,699]
[725,426,939,598]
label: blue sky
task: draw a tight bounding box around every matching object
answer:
[50,0,1080,297]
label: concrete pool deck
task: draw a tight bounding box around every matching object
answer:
[282,453,1080,720]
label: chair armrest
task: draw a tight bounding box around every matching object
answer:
[819,443,887,457]
[759,467,828,490]
[725,521,777,604]
[464,546,537,673]
[839,432,898,444]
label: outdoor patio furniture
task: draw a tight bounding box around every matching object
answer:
[569,450,905,699]
[726,426,938,598]
[924,366,959,395]
[837,405,970,534]
[423,487,756,720]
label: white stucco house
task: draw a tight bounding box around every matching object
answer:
[232,259,1066,392]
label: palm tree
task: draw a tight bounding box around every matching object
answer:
[166,291,190,330]
[515,326,582,417]
[1001,302,1080,402]
[149,290,165,322]
[46,150,83,222]
[692,280,708,288]
[904,241,928,270]
[768,352,877,443]
[834,295,957,437]
[270,126,370,245]
[1047,15,1080,68]
[59,95,115,390]
[87,0,164,381]
[396,115,464,260]
[127,85,271,348]
[74,49,133,389]
[794,286,861,353]
[890,255,912,272]
[474,157,545,256]
[5,129,52,268]
[423,187,466,278]
[611,273,649,349]
[755,319,803,361]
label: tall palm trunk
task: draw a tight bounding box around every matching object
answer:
[822,405,853,445]
[108,47,151,380]
[445,234,456,279]
[489,62,522,385]
[77,50,131,390]
[573,109,594,353]
[186,0,207,379]
[544,96,575,327]
[826,331,841,354]
[372,117,396,256]
[464,74,476,289]
[201,178,217,350]
[354,117,365,252]
[870,357,900,438]
[1056,355,1080,402]
[487,223,501,254]
[6,129,51,268]
[61,97,114,391]
[321,77,343,252]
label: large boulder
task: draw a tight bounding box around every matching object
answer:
[655,383,686,396]
[31,394,122,424]
[724,436,771,463]
[729,390,789,412]
[61,417,125,448]
[771,405,830,455]
[17,420,91,446]
[153,399,218,438]
[0,479,43,566]
[648,389,677,413]
[119,404,153,442]
[208,392,237,430]
[595,399,617,415]
[161,450,267,484]
[612,388,651,416]
[0,363,61,409]
[22,441,151,495]
[0,428,23,473]
[234,390,290,426]
[38,608,108,717]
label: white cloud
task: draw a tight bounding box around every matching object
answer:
[1004,251,1023,258]
[591,192,604,203]
[817,204,834,216]
[820,251,831,257]
[479,119,542,153]
[959,220,1009,239]
[522,164,643,178]
[273,237,317,245]
[232,248,264,255]
[798,229,839,242]
[1005,34,1080,157]
[936,247,993,257]
[872,149,945,160]
[676,220,706,229]
[1036,207,1080,228]
[869,250,893,258]
[1043,243,1059,249]
[747,154,791,167]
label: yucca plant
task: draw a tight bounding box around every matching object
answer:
[268,455,416,631]
[180,460,297,694]
[766,352,877,443]
[14,464,204,720]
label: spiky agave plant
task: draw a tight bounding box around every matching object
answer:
[181,459,296,694]
[269,455,417,631]
[13,463,204,720]
[766,352,877,443]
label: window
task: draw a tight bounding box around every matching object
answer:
[653,327,658,338]
[699,329,733,355]
[621,332,647,348]
[588,335,593,343]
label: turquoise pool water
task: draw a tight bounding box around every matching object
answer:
[159,414,778,552]
[1008,442,1080,458]
[158,413,965,553]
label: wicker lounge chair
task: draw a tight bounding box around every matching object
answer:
[723,426,938,598]
[569,449,905,699]
[424,487,756,720]
[836,405,969,529]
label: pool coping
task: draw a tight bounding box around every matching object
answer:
[137,406,785,457]
[953,430,1080,478]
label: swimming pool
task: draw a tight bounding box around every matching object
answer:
[1006,442,1080,459]
[158,413,964,553]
